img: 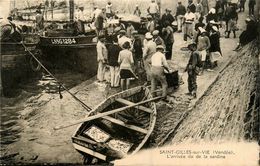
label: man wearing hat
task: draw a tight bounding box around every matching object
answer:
[152,30,164,46]
[75,6,86,35]
[147,15,155,33]
[151,45,170,100]
[143,32,156,83]
[118,30,132,48]
[161,9,175,28]
[162,21,174,60]
[185,43,201,98]
[105,1,113,19]
[183,7,196,41]
[133,5,141,17]
[187,0,196,13]
[147,0,159,19]
[176,1,186,32]
[35,9,44,32]
[132,31,143,70]
[96,35,108,82]
[197,27,211,72]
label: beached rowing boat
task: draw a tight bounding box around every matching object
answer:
[72,86,158,163]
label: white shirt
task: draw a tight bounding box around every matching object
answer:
[92,9,102,19]
[96,41,107,61]
[151,51,168,67]
[76,10,86,21]
[106,4,113,14]
[118,36,132,48]
[184,12,196,23]
[148,2,159,14]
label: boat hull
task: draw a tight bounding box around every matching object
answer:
[39,36,97,76]
[72,86,157,163]
[1,42,40,96]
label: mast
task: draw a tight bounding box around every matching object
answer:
[69,0,74,22]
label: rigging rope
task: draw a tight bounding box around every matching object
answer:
[21,41,92,111]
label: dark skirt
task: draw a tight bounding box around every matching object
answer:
[120,69,135,79]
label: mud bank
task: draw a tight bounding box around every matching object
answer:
[168,41,260,145]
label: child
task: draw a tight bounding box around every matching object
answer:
[118,42,134,90]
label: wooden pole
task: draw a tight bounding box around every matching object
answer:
[69,0,74,22]
[53,96,162,130]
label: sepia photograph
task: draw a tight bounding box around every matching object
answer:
[0,0,259,165]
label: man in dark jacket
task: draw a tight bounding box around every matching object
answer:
[187,0,196,13]
[176,1,186,32]
[248,0,256,15]
[161,9,175,27]
[107,36,122,87]
[185,43,201,98]
[131,31,143,70]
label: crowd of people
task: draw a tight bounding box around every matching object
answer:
[92,0,259,101]
[2,0,258,101]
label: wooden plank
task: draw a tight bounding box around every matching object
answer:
[54,96,162,130]
[102,116,148,134]
[72,143,107,161]
[116,98,153,114]
[72,136,97,145]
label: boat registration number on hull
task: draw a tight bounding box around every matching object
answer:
[51,38,77,45]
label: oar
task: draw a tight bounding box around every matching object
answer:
[54,96,162,130]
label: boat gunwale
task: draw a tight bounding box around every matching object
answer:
[71,86,157,161]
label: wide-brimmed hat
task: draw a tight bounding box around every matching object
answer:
[145,32,153,39]
[209,20,218,24]
[212,26,218,32]
[156,45,164,50]
[131,30,138,35]
[119,29,126,34]
[188,42,197,48]
[198,27,206,33]
[152,30,159,36]
[209,8,216,14]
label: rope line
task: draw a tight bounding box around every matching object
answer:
[21,41,92,111]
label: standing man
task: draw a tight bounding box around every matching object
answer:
[162,21,174,60]
[107,37,121,88]
[185,43,201,98]
[197,27,211,72]
[153,30,165,46]
[239,0,246,12]
[147,0,159,19]
[176,1,186,33]
[151,45,170,100]
[143,32,157,84]
[195,0,204,19]
[96,35,108,82]
[249,0,256,15]
[75,6,86,35]
[50,0,55,20]
[183,7,196,41]
[95,8,106,36]
[106,1,113,19]
[161,9,175,27]
[147,15,155,33]
[188,0,196,13]
[201,0,209,16]
[133,5,141,17]
[132,31,143,70]
[35,9,44,32]
[44,0,49,20]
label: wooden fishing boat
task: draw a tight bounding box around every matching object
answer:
[71,86,158,163]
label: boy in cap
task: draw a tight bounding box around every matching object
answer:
[153,30,165,46]
[197,27,211,72]
[185,43,201,98]
[151,45,170,100]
